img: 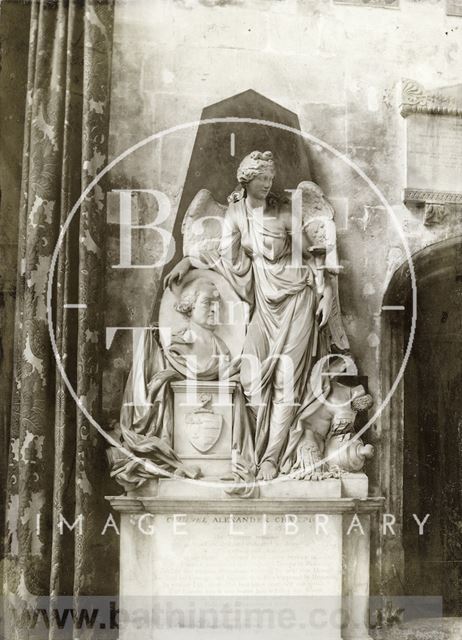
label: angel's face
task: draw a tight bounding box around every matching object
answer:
[246,169,274,201]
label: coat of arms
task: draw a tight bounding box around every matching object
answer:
[185,393,223,454]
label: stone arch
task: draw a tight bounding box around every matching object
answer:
[378,235,462,604]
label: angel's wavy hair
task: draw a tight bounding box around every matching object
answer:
[228,150,276,204]
[237,150,275,184]
[174,278,219,317]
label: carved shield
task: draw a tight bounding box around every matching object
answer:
[185,410,223,453]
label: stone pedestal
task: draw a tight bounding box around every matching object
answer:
[108,474,382,640]
[170,380,235,477]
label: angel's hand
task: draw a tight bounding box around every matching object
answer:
[316,295,332,328]
[163,257,191,289]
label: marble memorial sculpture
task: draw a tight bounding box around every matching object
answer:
[108,150,373,491]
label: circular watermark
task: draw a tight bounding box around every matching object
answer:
[46,117,417,490]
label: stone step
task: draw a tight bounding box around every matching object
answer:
[371,618,462,640]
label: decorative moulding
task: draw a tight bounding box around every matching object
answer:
[403,188,462,206]
[333,0,398,7]
[400,79,462,118]
[106,494,385,515]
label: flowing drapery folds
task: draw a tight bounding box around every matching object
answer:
[4,2,115,638]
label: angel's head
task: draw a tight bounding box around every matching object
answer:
[235,150,275,202]
[174,278,220,329]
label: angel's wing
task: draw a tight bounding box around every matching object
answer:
[328,275,350,351]
[181,189,227,257]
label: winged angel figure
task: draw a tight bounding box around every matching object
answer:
[165,150,354,481]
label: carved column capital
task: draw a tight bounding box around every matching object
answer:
[423,203,447,226]
[400,78,462,118]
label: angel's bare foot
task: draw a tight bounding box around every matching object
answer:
[257,460,278,481]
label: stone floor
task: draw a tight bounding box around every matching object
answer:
[371,618,462,640]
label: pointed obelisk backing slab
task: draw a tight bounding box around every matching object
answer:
[152,89,313,322]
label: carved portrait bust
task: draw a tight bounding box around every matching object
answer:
[168,278,231,376]
[174,277,221,330]
[159,270,248,379]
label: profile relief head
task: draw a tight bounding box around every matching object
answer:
[174,277,220,330]
[299,180,341,274]
[228,150,276,203]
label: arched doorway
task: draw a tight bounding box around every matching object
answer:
[382,237,462,616]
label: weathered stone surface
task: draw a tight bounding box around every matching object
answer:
[371,618,462,640]
[446,0,462,17]
[333,0,398,7]
[405,113,462,195]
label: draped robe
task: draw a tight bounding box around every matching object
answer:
[195,197,333,471]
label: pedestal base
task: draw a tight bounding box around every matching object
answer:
[107,474,381,639]
[171,381,235,477]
